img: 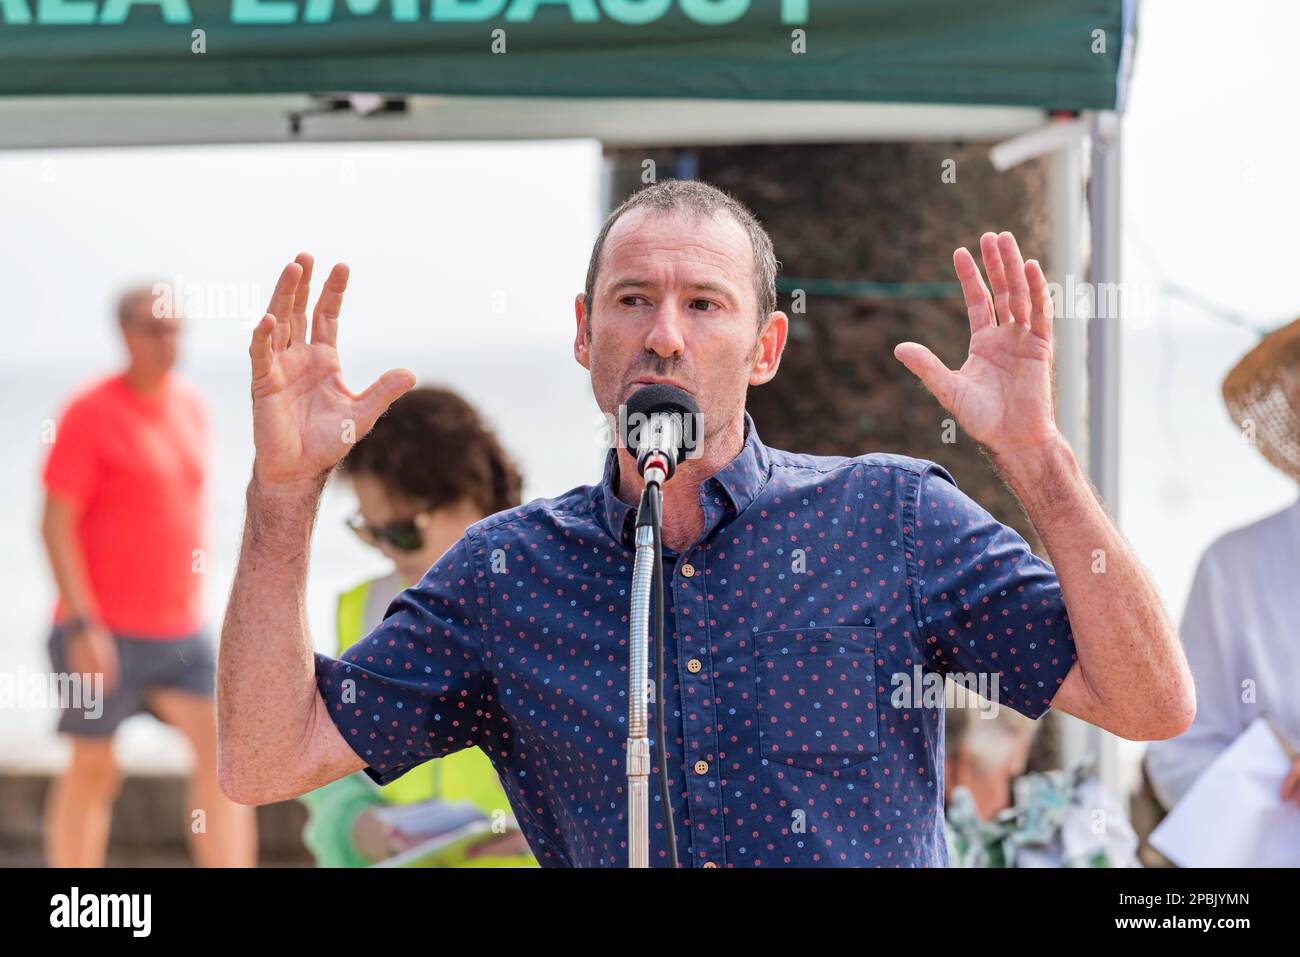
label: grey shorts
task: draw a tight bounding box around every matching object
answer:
[46,624,216,737]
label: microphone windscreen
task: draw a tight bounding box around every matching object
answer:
[625,384,699,422]
[622,384,702,458]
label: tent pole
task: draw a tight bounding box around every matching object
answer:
[1045,133,1098,782]
[990,99,1132,815]
[1087,110,1125,801]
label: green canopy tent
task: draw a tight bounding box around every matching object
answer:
[0,0,1136,792]
[1,0,1126,105]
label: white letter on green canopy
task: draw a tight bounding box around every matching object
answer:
[35,0,96,24]
[231,0,297,23]
[0,0,32,23]
[303,0,418,21]
[99,0,192,22]
[505,0,599,22]
[602,0,670,25]
[433,0,506,20]
[680,0,748,26]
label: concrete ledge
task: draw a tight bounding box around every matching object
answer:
[0,770,313,867]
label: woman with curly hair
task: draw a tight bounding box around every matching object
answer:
[299,385,535,867]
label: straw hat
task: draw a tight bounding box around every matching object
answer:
[1222,316,1300,483]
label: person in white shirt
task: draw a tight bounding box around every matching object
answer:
[1145,316,1300,811]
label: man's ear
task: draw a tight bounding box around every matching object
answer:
[573,293,591,371]
[748,311,788,386]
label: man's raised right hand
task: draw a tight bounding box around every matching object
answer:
[248,253,415,488]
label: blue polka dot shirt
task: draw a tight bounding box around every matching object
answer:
[314,411,1076,866]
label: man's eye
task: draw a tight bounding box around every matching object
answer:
[690,299,720,312]
[620,295,647,307]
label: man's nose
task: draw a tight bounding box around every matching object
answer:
[643,302,686,358]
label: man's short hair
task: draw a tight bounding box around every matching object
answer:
[583,180,779,330]
[116,286,162,328]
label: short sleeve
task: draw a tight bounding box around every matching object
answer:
[43,396,102,508]
[905,463,1077,719]
[314,534,488,786]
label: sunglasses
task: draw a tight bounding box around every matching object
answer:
[345,510,431,552]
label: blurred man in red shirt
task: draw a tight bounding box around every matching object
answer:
[40,286,256,867]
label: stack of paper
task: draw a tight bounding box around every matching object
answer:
[1150,717,1300,867]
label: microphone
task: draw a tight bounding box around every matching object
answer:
[620,382,698,867]
[621,384,702,486]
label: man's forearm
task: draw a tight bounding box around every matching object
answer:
[217,474,328,803]
[42,506,99,621]
[989,433,1195,738]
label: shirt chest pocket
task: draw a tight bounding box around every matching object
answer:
[753,627,879,774]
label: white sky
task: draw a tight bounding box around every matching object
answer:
[1119,0,1300,619]
[1123,0,1300,322]
[2,140,605,363]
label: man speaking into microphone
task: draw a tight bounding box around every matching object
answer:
[217,180,1194,867]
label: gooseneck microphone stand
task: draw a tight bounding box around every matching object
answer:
[623,385,695,868]
[627,447,672,868]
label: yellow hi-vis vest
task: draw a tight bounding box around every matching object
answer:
[299,576,537,868]
[334,578,508,812]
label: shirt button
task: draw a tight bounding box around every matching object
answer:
[686,658,703,674]
[702,861,718,868]
[693,760,709,775]
[681,563,696,578]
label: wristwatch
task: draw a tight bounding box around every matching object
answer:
[60,615,99,639]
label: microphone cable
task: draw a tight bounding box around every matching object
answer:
[646,482,679,868]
